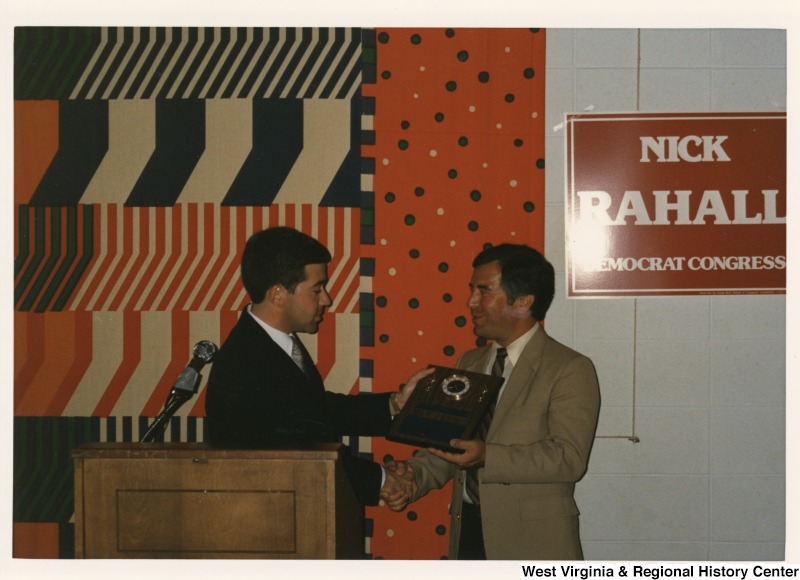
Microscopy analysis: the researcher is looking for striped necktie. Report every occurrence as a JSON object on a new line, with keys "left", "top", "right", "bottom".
{"left": 465, "top": 347, "right": 508, "bottom": 506}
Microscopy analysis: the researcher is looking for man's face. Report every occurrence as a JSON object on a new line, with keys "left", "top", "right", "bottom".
{"left": 467, "top": 261, "right": 531, "bottom": 346}
{"left": 283, "top": 263, "right": 332, "bottom": 334}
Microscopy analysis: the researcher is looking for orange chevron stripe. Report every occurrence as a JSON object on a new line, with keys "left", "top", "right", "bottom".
{"left": 15, "top": 208, "right": 53, "bottom": 308}
{"left": 93, "top": 205, "right": 134, "bottom": 310}
{"left": 107, "top": 207, "right": 149, "bottom": 311}
{"left": 219, "top": 207, "right": 251, "bottom": 312}
{"left": 156, "top": 204, "right": 198, "bottom": 311}
{"left": 175, "top": 203, "right": 215, "bottom": 310}
{"left": 140, "top": 206, "right": 183, "bottom": 311}
{"left": 141, "top": 311, "right": 191, "bottom": 416}
{"left": 13, "top": 312, "right": 43, "bottom": 409}
{"left": 14, "top": 101, "right": 59, "bottom": 206}
{"left": 188, "top": 204, "right": 232, "bottom": 311}
{"left": 44, "top": 312, "right": 93, "bottom": 415}
{"left": 70, "top": 204, "right": 112, "bottom": 311}
{"left": 129, "top": 206, "right": 167, "bottom": 311}
{"left": 92, "top": 311, "right": 141, "bottom": 416}
{"left": 15, "top": 313, "right": 84, "bottom": 416}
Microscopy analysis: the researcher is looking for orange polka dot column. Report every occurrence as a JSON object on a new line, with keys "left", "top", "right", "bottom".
{"left": 362, "top": 28, "right": 546, "bottom": 559}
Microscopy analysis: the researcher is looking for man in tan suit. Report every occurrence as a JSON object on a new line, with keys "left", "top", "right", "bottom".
{"left": 382, "top": 243, "right": 600, "bottom": 560}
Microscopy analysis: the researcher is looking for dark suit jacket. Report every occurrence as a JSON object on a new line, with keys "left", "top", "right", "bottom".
{"left": 205, "top": 310, "right": 393, "bottom": 505}
{"left": 408, "top": 325, "right": 601, "bottom": 559}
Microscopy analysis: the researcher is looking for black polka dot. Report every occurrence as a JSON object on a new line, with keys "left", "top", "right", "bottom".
{"left": 443, "top": 293, "right": 453, "bottom": 303}
{"left": 381, "top": 70, "right": 391, "bottom": 80}
{"left": 398, "top": 139, "right": 409, "bottom": 150}
{"left": 448, "top": 169, "right": 458, "bottom": 179}
{"left": 470, "top": 189, "right": 481, "bottom": 202}
{"left": 445, "top": 29, "right": 455, "bottom": 38}
{"left": 478, "top": 71, "right": 490, "bottom": 83}
{"left": 476, "top": 337, "right": 488, "bottom": 347}
{"left": 523, "top": 201, "right": 535, "bottom": 212}
{"left": 435, "top": 112, "right": 445, "bottom": 122}
{"left": 376, "top": 296, "right": 388, "bottom": 307}
{"left": 505, "top": 93, "right": 515, "bottom": 103}
{"left": 380, "top": 334, "right": 389, "bottom": 343}
{"left": 514, "top": 138, "right": 524, "bottom": 147}
{"left": 410, "top": 34, "right": 422, "bottom": 45}
{"left": 409, "top": 249, "right": 420, "bottom": 259}
{"left": 404, "top": 214, "right": 416, "bottom": 226}
{"left": 443, "top": 346, "right": 455, "bottom": 356}
{"left": 438, "top": 262, "right": 449, "bottom": 273}
{"left": 457, "top": 50, "right": 469, "bottom": 62}
{"left": 536, "top": 158, "right": 545, "bottom": 169}
{"left": 458, "top": 136, "right": 468, "bottom": 147}
{"left": 378, "top": 32, "right": 390, "bottom": 44}
{"left": 401, "top": 120, "right": 410, "bottom": 129}
{"left": 468, "top": 221, "right": 479, "bottom": 231}
{"left": 414, "top": 186, "right": 425, "bottom": 197}
{"left": 455, "top": 316, "right": 467, "bottom": 327}
{"left": 385, "top": 192, "right": 396, "bottom": 203}
{"left": 409, "top": 298, "right": 420, "bottom": 309}
{"left": 407, "top": 511, "right": 418, "bottom": 521}
{"left": 524, "top": 67, "right": 535, "bottom": 79}
{"left": 445, "top": 80, "right": 457, "bottom": 92}
{"left": 435, "top": 525, "right": 447, "bottom": 535}
{"left": 382, "top": 453, "right": 394, "bottom": 463}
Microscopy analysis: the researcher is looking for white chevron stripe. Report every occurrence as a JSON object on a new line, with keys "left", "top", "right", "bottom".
{"left": 296, "top": 28, "right": 333, "bottom": 98}
{"left": 330, "top": 43, "right": 361, "bottom": 100}
{"left": 85, "top": 204, "right": 126, "bottom": 311}
{"left": 121, "top": 207, "right": 159, "bottom": 310}
{"left": 165, "top": 205, "right": 207, "bottom": 311}
{"left": 96, "top": 208, "right": 141, "bottom": 311}
{"left": 263, "top": 27, "right": 302, "bottom": 97}
{"left": 82, "top": 100, "right": 155, "bottom": 204}
{"left": 197, "top": 207, "right": 238, "bottom": 311}
{"left": 100, "top": 28, "right": 140, "bottom": 100}
{"left": 150, "top": 27, "right": 191, "bottom": 97}
{"left": 231, "top": 28, "right": 271, "bottom": 98}
{"left": 118, "top": 27, "right": 158, "bottom": 98}
{"left": 182, "top": 28, "right": 218, "bottom": 98}
{"left": 167, "top": 28, "right": 208, "bottom": 99}
{"left": 279, "top": 28, "right": 316, "bottom": 99}
{"left": 272, "top": 99, "right": 351, "bottom": 205}
{"left": 215, "top": 28, "right": 252, "bottom": 97}
{"left": 199, "top": 28, "right": 237, "bottom": 99}
{"left": 62, "top": 311, "right": 124, "bottom": 415}
{"left": 312, "top": 28, "right": 351, "bottom": 99}
{"left": 133, "top": 28, "right": 174, "bottom": 99}
{"left": 69, "top": 27, "right": 110, "bottom": 100}
{"left": 178, "top": 99, "right": 252, "bottom": 203}
{"left": 154, "top": 207, "right": 190, "bottom": 310}
{"left": 110, "top": 311, "right": 173, "bottom": 417}
{"left": 133, "top": 207, "right": 175, "bottom": 311}
{"left": 324, "top": 314, "right": 359, "bottom": 395}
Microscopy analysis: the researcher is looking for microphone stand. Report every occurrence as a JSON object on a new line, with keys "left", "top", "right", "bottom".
{"left": 140, "top": 341, "right": 217, "bottom": 443}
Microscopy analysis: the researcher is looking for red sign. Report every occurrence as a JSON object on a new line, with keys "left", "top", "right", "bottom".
{"left": 565, "top": 112, "right": 786, "bottom": 297}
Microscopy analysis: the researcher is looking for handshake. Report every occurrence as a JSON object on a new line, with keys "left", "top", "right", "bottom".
{"left": 379, "top": 460, "right": 416, "bottom": 512}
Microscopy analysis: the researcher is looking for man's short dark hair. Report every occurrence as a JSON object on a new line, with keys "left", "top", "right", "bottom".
{"left": 473, "top": 243, "right": 555, "bottom": 321}
{"left": 241, "top": 227, "right": 332, "bottom": 303}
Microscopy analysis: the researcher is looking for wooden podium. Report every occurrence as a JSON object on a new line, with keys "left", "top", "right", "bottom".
{"left": 72, "top": 442, "right": 364, "bottom": 559}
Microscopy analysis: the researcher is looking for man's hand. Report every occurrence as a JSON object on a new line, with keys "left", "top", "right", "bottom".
{"left": 380, "top": 460, "right": 417, "bottom": 512}
{"left": 394, "top": 367, "right": 436, "bottom": 412}
{"left": 427, "top": 439, "right": 486, "bottom": 469}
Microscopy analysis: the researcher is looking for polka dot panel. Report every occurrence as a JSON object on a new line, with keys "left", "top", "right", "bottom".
{"left": 363, "top": 28, "right": 545, "bottom": 560}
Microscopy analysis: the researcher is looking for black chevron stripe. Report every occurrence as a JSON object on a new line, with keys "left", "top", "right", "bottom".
{"left": 223, "top": 99, "right": 303, "bottom": 206}
{"left": 29, "top": 100, "right": 108, "bottom": 206}
{"left": 126, "top": 99, "right": 205, "bottom": 206}
{"left": 234, "top": 27, "right": 280, "bottom": 98}
{"left": 320, "top": 28, "right": 360, "bottom": 98}
{"left": 220, "top": 27, "right": 266, "bottom": 99}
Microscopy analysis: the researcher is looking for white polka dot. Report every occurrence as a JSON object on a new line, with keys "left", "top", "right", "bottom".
{"left": 411, "top": 357, "right": 418, "bottom": 363}
{"left": 413, "top": 93, "right": 419, "bottom": 99}
{"left": 483, "top": 162, "right": 489, "bottom": 168}
{"left": 531, "top": 111, "right": 539, "bottom": 119}
{"left": 420, "top": 66, "right": 426, "bottom": 71}
{"left": 418, "top": 330, "right": 424, "bottom": 336}
{"left": 469, "top": 105, "right": 476, "bottom": 112}
{"left": 380, "top": 238, "right": 388, "bottom": 246}
{"left": 389, "top": 268, "right": 397, "bottom": 276}
{"left": 505, "top": 46, "right": 511, "bottom": 53}
{"left": 450, "top": 240, "right": 456, "bottom": 247}
{"left": 496, "top": 123, "right": 503, "bottom": 129}
{"left": 510, "top": 180, "right": 518, "bottom": 187}
{"left": 430, "top": 150, "right": 437, "bottom": 157}
{"left": 386, "top": 529, "right": 395, "bottom": 538}
{"left": 437, "top": 208, "right": 445, "bottom": 215}
{"left": 382, "top": 158, "right": 389, "bottom": 166}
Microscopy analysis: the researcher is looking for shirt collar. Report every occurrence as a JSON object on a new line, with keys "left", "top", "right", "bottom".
{"left": 493, "top": 323, "right": 538, "bottom": 368}
{"left": 247, "top": 304, "right": 294, "bottom": 358}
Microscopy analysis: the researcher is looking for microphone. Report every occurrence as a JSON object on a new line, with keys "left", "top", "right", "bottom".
{"left": 171, "top": 340, "right": 218, "bottom": 395}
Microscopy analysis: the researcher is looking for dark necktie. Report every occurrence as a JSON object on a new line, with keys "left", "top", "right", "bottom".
{"left": 465, "top": 347, "right": 508, "bottom": 506}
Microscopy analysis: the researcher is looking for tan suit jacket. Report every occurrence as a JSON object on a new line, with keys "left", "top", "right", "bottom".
{"left": 407, "top": 324, "right": 600, "bottom": 560}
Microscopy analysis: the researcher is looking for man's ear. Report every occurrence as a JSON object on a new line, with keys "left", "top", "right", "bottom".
{"left": 266, "top": 285, "right": 285, "bottom": 306}
{"left": 514, "top": 294, "right": 534, "bottom": 314}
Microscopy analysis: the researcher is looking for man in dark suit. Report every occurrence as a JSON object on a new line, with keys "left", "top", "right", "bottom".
{"left": 382, "top": 243, "right": 601, "bottom": 560}
{"left": 205, "top": 226, "right": 427, "bottom": 506}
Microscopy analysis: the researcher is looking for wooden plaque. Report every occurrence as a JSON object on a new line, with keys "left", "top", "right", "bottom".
{"left": 387, "top": 365, "right": 504, "bottom": 453}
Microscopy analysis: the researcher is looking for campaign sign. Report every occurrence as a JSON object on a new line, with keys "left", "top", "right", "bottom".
{"left": 565, "top": 112, "right": 786, "bottom": 297}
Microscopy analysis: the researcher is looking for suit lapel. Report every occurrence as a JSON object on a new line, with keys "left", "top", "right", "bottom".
{"left": 487, "top": 326, "right": 547, "bottom": 437}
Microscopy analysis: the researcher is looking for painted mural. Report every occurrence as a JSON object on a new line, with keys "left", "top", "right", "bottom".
{"left": 12, "top": 26, "right": 545, "bottom": 559}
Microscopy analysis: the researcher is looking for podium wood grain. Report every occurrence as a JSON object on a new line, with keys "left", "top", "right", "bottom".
{"left": 72, "top": 443, "right": 363, "bottom": 559}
